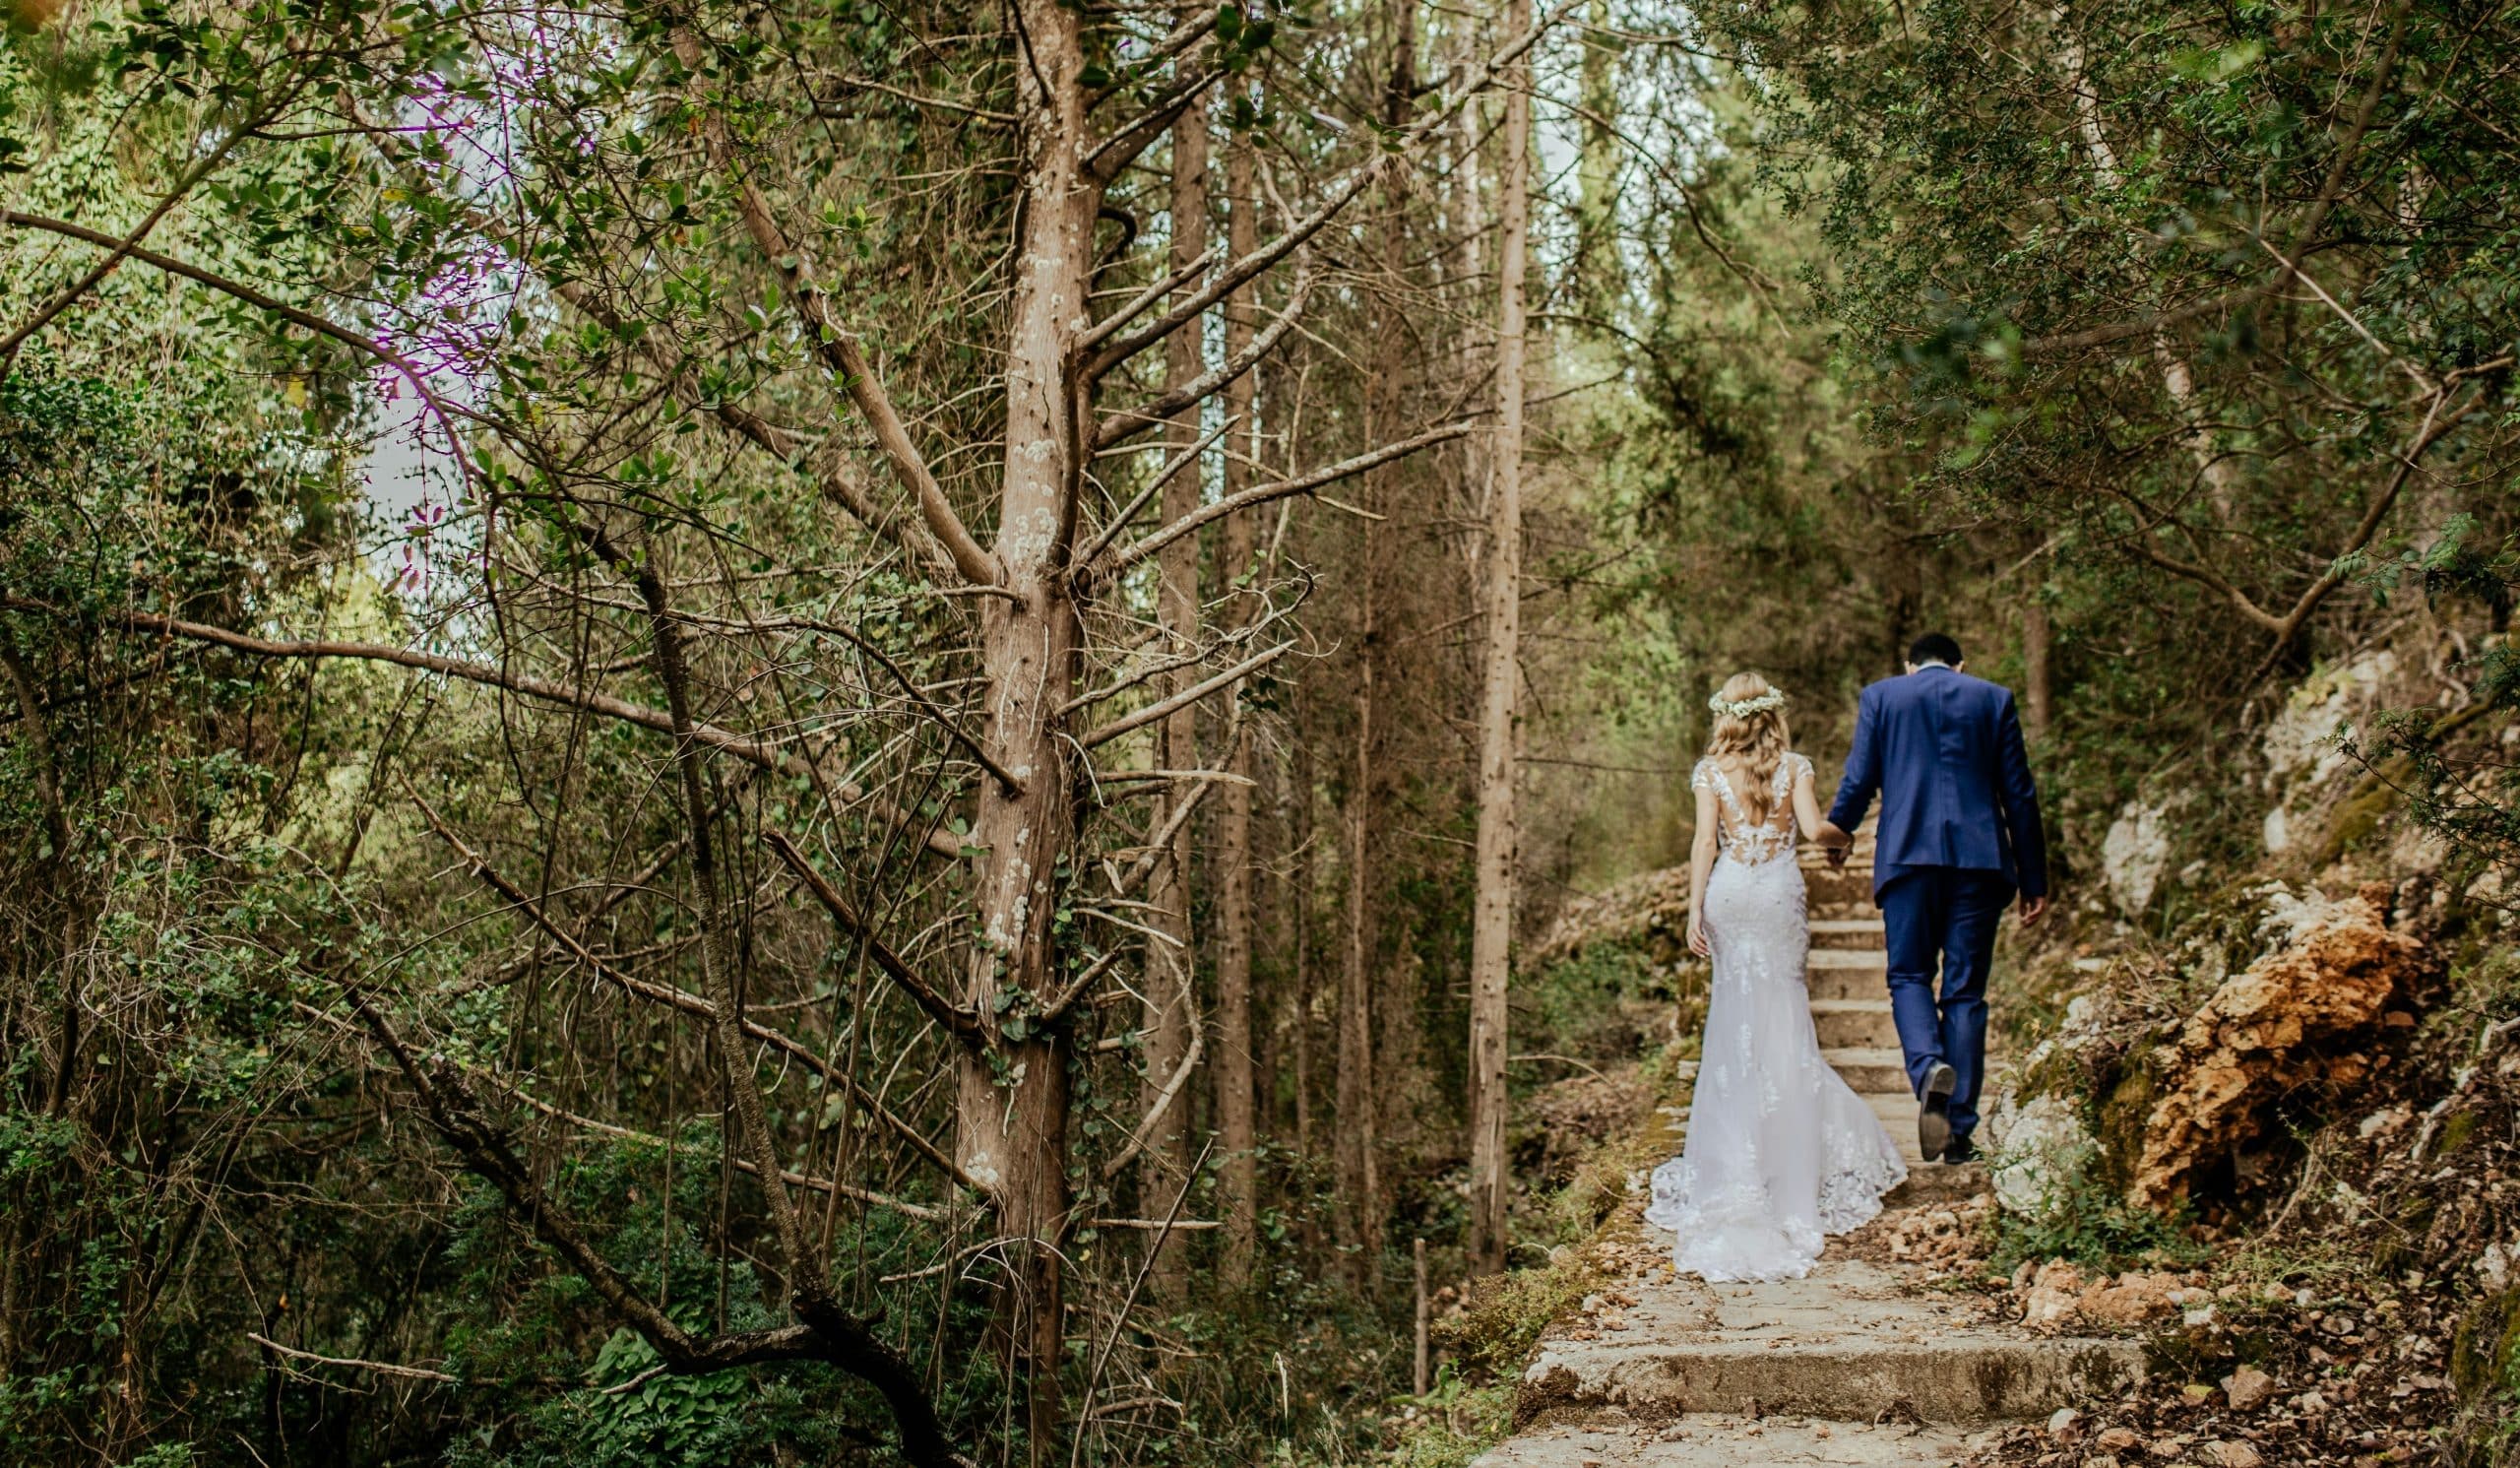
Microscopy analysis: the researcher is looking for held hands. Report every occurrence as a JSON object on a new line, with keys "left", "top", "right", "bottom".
{"left": 1817, "top": 820, "right": 1854, "bottom": 870}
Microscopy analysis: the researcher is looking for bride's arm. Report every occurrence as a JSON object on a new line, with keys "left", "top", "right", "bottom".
{"left": 1792, "top": 757, "right": 1836, "bottom": 842}
{"left": 1686, "top": 781, "right": 1720, "bottom": 956}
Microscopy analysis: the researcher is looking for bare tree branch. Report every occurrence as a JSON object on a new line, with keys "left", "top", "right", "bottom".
{"left": 1092, "top": 423, "right": 1471, "bottom": 579}
{"left": 1, "top": 594, "right": 966, "bottom": 859}
{"left": 400, "top": 783, "right": 987, "bottom": 1194}
{"left": 1092, "top": 266, "right": 1312, "bottom": 448}
{"left": 764, "top": 830, "right": 986, "bottom": 1047}
{"left": 1084, "top": 64, "right": 1225, "bottom": 184}
{"left": 1072, "top": 416, "right": 1234, "bottom": 569}
{"left": 1078, "top": 6, "right": 1563, "bottom": 376}
{"left": 669, "top": 29, "right": 1000, "bottom": 588}
{"left": 1080, "top": 641, "right": 1292, "bottom": 749}
{"left": 245, "top": 1334, "right": 458, "bottom": 1384}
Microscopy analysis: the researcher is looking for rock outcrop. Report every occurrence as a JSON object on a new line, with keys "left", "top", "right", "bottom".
{"left": 2130, "top": 885, "right": 2425, "bottom": 1208}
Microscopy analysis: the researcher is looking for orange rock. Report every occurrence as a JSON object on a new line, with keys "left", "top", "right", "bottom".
{"left": 2131, "top": 891, "right": 2423, "bottom": 1208}
{"left": 2079, "top": 1271, "right": 2182, "bottom": 1326}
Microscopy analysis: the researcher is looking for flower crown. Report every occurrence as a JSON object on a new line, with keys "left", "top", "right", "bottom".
{"left": 1709, "top": 688, "right": 1787, "bottom": 719}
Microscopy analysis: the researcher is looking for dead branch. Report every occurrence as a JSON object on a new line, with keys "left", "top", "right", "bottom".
{"left": 1, "top": 593, "right": 963, "bottom": 859}
{"left": 1093, "top": 423, "right": 1471, "bottom": 579}
{"left": 670, "top": 29, "right": 1000, "bottom": 589}
{"left": 401, "top": 785, "right": 985, "bottom": 1195}
{"left": 1072, "top": 416, "right": 1234, "bottom": 569}
{"left": 763, "top": 830, "right": 987, "bottom": 1047}
{"left": 1084, "top": 63, "right": 1226, "bottom": 184}
{"left": 1092, "top": 265, "right": 1313, "bottom": 447}
{"left": 245, "top": 1333, "right": 458, "bottom": 1384}
{"left": 1080, "top": 641, "right": 1292, "bottom": 749}
{"left": 1079, "top": 7, "right": 1561, "bottom": 376}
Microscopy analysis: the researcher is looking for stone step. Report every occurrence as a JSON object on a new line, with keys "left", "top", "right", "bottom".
{"left": 1474, "top": 1413, "right": 1972, "bottom": 1467}
{"left": 1807, "top": 947, "right": 1886, "bottom": 970}
{"left": 1822, "top": 1047, "right": 1909, "bottom": 1094}
{"left": 1806, "top": 951, "right": 1886, "bottom": 1001}
{"left": 1517, "top": 1260, "right": 2144, "bottom": 1427}
{"left": 1803, "top": 870, "right": 1875, "bottom": 908}
{"left": 1658, "top": 1088, "right": 1988, "bottom": 1202}
{"left": 1808, "top": 918, "right": 1885, "bottom": 949}
{"left": 1809, "top": 997, "right": 1899, "bottom": 1050}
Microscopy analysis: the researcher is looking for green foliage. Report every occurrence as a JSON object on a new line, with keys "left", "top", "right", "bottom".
{"left": 446, "top": 1333, "right": 850, "bottom": 1468}
{"left": 1519, "top": 940, "right": 1678, "bottom": 1068}
{"left": 1363, "top": 1374, "right": 1515, "bottom": 1468}
{"left": 1434, "top": 1247, "right": 1598, "bottom": 1386}
{"left": 2339, "top": 531, "right": 2520, "bottom": 875}
{"left": 1988, "top": 1147, "right": 2205, "bottom": 1276}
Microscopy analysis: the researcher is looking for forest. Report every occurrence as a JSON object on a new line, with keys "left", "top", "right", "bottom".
{"left": 0, "top": 0, "right": 2513, "bottom": 1465}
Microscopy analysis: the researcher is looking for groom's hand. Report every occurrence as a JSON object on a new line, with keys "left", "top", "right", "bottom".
{"left": 2019, "top": 894, "right": 2048, "bottom": 926}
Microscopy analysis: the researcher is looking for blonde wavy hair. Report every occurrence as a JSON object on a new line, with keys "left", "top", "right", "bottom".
{"left": 1705, "top": 672, "right": 1792, "bottom": 824}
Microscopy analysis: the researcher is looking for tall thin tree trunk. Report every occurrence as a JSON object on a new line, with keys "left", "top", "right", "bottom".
{"left": 1141, "top": 87, "right": 1210, "bottom": 1300}
{"left": 959, "top": 0, "right": 1094, "bottom": 1448}
{"left": 1335, "top": 0, "right": 1418, "bottom": 1277}
{"left": 1212, "top": 121, "right": 1262, "bottom": 1286}
{"left": 1289, "top": 738, "right": 1316, "bottom": 1167}
{"left": 1574, "top": 0, "right": 1619, "bottom": 314}
{"left": 1335, "top": 583, "right": 1382, "bottom": 1266}
{"left": 2023, "top": 587, "right": 2053, "bottom": 740}
{"left": 1451, "top": 12, "right": 1488, "bottom": 553}
{"left": 1465, "top": 0, "right": 1529, "bottom": 1277}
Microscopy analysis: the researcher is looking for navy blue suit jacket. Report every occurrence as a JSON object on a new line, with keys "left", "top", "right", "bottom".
{"left": 1827, "top": 666, "right": 2048, "bottom": 901}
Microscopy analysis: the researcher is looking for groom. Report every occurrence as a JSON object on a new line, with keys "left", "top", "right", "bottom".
{"left": 1820, "top": 633, "right": 2048, "bottom": 1165}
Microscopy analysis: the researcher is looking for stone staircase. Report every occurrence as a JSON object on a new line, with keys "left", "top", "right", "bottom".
{"left": 1472, "top": 827, "right": 2143, "bottom": 1467}
{"left": 1802, "top": 839, "right": 1980, "bottom": 1203}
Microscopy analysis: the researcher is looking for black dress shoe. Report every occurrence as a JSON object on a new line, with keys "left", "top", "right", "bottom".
{"left": 1918, "top": 1060, "right": 1957, "bottom": 1163}
{"left": 1941, "top": 1136, "right": 1979, "bottom": 1165}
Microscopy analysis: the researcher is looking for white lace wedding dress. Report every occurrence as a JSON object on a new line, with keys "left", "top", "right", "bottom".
{"left": 1644, "top": 752, "right": 1908, "bottom": 1282}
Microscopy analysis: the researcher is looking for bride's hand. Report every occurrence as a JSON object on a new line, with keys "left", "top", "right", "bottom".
{"left": 1687, "top": 917, "right": 1712, "bottom": 958}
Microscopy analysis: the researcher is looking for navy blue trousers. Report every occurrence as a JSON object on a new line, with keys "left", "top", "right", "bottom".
{"left": 1878, "top": 867, "right": 2012, "bottom": 1141}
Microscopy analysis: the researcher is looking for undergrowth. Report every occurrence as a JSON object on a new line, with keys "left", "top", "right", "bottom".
{"left": 1989, "top": 1162, "right": 2206, "bottom": 1274}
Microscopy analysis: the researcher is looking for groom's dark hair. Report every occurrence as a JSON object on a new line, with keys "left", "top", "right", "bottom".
{"left": 1908, "top": 632, "right": 1964, "bottom": 667}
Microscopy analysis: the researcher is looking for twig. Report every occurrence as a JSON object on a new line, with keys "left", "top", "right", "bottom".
{"left": 1080, "top": 641, "right": 1292, "bottom": 749}
{"left": 764, "top": 830, "right": 987, "bottom": 1047}
{"left": 246, "top": 1334, "right": 458, "bottom": 1384}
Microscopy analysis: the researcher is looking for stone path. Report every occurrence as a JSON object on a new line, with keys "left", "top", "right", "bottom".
{"left": 1475, "top": 832, "right": 2144, "bottom": 1468}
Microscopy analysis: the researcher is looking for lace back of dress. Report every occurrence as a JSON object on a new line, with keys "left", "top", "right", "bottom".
{"left": 1697, "top": 754, "right": 1802, "bottom": 867}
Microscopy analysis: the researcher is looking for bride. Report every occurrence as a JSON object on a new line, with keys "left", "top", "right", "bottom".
{"left": 1644, "top": 672, "right": 1907, "bottom": 1282}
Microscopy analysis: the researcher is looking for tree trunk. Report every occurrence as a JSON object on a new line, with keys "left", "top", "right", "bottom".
{"left": 1334, "top": 0, "right": 1421, "bottom": 1281}
{"left": 1573, "top": 0, "right": 1619, "bottom": 315}
{"left": 1140, "top": 85, "right": 1210, "bottom": 1302}
{"left": 959, "top": 0, "right": 1095, "bottom": 1448}
{"left": 1335, "top": 588, "right": 1382, "bottom": 1266}
{"left": 2023, "top": 589, "right": 2053, "bottom": 740}
{"left": 1465, "top": 0, "right": 1529, "bottom": 1278}
{"left": 1211, "top": 121, "right": 1262, "bottom": 1287}
{"left": 1289, "top": 738, "right": 1316, "bottom": 1168}
{"left": 1450, "top": 11, "right": 1488, "bottom": 556}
